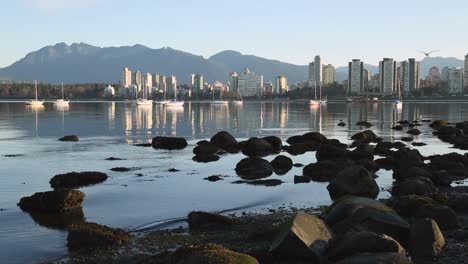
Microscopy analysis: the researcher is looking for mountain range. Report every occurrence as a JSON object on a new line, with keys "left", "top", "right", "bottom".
{"left": 0, "top": 43, "right": 464, "bottom": 84}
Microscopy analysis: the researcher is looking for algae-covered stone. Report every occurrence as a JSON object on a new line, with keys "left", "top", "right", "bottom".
{"left": 270, "top": 212, "right": 333, "bottom": 261}
{"left": 67, "top": 222, "right": 131, "bottom": 249}
{"left": 409, "top": 218, "right": 445, "bottom": 260}
{"left": 18, "top": 190, "right": 85, "bottom": 213}
{"left": 161, "top": 244, "right": 259, "bottom": 264}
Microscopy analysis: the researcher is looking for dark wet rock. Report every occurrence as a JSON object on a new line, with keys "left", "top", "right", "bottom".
{"left": 393, "top": 141, "right": 406, "bottom": 149}
{"left": 210, "top": 131, "right": 240, "bottom": 153}
{"left": 437, "top": 152, "right": 468, "bottom": 167}
{"left": 398, "top": 120, "right": 411, "bottom": 125}
{"left": 327, "top": 166, "right": 379, "bottom": 200}
{"left": 392, "top": 148, "right": 424, "bottom": 170}
{"left": 356, "top": 121, "right": 373, "bottom": 127}
{"left": 430, "top": 120, "right": 448, "bottom": 130}
{"left": 270, "top": 155, "right": 293, "bottom": 175}
{"left": 232, "top": 179, "right": 283, "bottom": 187}
{"left": 303, "top": 160, "right": 353, "bottom": 182}
{"left": 375, "top": 157, "right": 395, "bottom": 170}
{"left": 193, "top": 142, "right": 218, "bottom": 156}
{"left": 328, "top": 231, "right": 405, "bottom": 261}
{"left": 415, "top": 204, "right": 458, "bottom": 230}
{"left": 351, "top": 130, "right": 377, "bottom": 143}
{"left": 409, "top": 218, "right": 445, "bottom": 261}
{"left": 400, "top": 136, "right": 413, "bottom": 142}
{"left": 388, "top": 195, "right": 436, "bottom": 217}
{"left": 293, "top": 163, "right": 304, "bottom": 167}
{"left": 325, "top": 197, "right": 410, "bottom": 246}
{"left": 453, "top": 135, "right": 468, "bottom": 150}
{"left": 286, "top": 132, "right": 327, "bottom": 145}
{"left": 411, "top": 142, "right": 427, "bottom": 147}
{"left": 187, "top": 211, "right": 232, "bottom": 230}
{"left": 338, "top": 122, "right": 346, "bottom": 127}
{"left": 262, "top": 136, "right": 282, "bottom": 153}
{"left": 168, "top": 168, "right": 180, "bottom": 172}
{"left": 26, "top": 208, "right": 85, "bottom": 230}
{"left": 294, "top": 175, "right": 311, "bottom": 184}
{"left": 406, "top": 128, "right": 421, "bottom": 135}
{"left": 355, "top": 160, "right": 380, "bottom": 174}
{"left": 448, "top": 193, "right": 468, "bottom": 213}
{"left": 192, "top": 154, "right": 220, "bottom": 163}
{"left": 394, "top": 166, "right": 432, "bottom": 181}
{"left": 327, "top": 139, "right": 349, "bottom": 149}
{"left": 241, "top": 137, "right": 274, "bottom": 157}
{"left": 50, "top": 171, "right": 108, "bottom": 189}
{"left": 334, "top": 252, "right": 411, "bottom": 264}
{"left": 392, "top": 177, "right": 436, "bottom": 196}
{"left": 152, "top": 136, "right": 188, "bottom": 150}
{"left": 67, "top": 222, "right": 131, "bottom": 250}
{"left": 18, "top": 190, "right": 85, "bottom": 213}
{"left": 110, "top": 167, "right": 141, "bottom": 172}
{"left": 284, "top": 142, "right": 320, "bottom": 155}
{"left": 270, "top": 213, "right": 333, "bottom": 261}
{"left": 3, "top": 154, "right": 25, "bottom": 157}
{"left": 58, "top": 135, "right": 79, "bottom": 142}
{"left": 392, "top": 125, "right": 404, "bottom": 131}
{"left": 105, "top": 157, "right": 126, "bottom": 161}
{"left": 375, "top": 142, "right": 394, "bottom": 156}
{"left": 156, "top": 244, "right": 259, "bottom": 264}
{"left": 235, "top": 157, "right": 273, "bottom": 180}
{"left": 134, "top": 143, "right": 152, "bottom": 147}
{"left": 348, "top": 144, "right": 374, "bottom": 161}
{"left": 204, "top": 175, "right": 224, "bottom": 182}
{"left": 316, "top": 143, "right": 348, "bottom": 162}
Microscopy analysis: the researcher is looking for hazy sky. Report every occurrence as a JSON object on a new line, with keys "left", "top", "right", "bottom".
{"left": 1, "top": 0, "right": 467, "bottom": 68}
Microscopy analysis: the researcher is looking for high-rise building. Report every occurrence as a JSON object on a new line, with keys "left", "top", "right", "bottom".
{"left": 400, "top": 58, "right": 421, "bottom": 94}
{"left": 158, "top": 75, "right": 167, "bottom": 94}
{"left": 363, "top": 69, "right": 371, "bottom": 90}
{"left": 379, "top": 58, "right": 397, "bottom": 93}
{"left": 263, "top": 81, "right": 274, "bottom": 96}
{"left": 190, "top": 74, "right": 196, "bottom": 87}
{"left": 275, "top": 76, "right": 288, "bottom": 94}
{"left": 193, "top": 74, "right": 204, "bottom": 98}
{"left": 133, "top": 70, "right": 142, "bottom": 91}
{"left": 448, "top": 68, "right": 464, "bottom": 94}
{"left": 167, "top": 75, "right": 177, "bottom": 96}
{"left": 464, "top": 54, "right": 468, "bottom": 88}
{"left": 236, "top": 68, "right": 263, "bottom": 97}
{"left": 122, "top": 67, "right": 132, "bottom": 88}
{"left": 348, "top": 59, "right": 364, "bottom": 94}
{"left": 441, "top": 67, "right": 450, "bottom": 81}
{"left": 145, "top": 73, "right": 153, "bottom": 96}
{"left": 322, "top": 64, "right": 336, "bottom": 85}
{"left": 308, "top": 55, "right": 323, "bottom": 85}
{"left": 428, "top": 66, "right": 441, "bottom": 82}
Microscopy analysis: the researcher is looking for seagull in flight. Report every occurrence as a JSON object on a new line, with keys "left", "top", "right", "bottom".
{"left": 418, "top": 50, "right": 440, "bottom": 57}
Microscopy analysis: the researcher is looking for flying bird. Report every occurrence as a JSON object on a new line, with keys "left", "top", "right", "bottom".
{"left": 418, "top": 50, "right": 440, "bottom": 57}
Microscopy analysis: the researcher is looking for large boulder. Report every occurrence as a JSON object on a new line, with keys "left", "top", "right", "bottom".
{"left": 327, "top": 166, "right": 379, "bottom": 200}
{"left": 327, "top": 231, "right": 405, "bottom": 261}
{"left": 18, "top": 190, "right": 85, "bottom": 213}
{"left": 415, "top": 204, "right": 458, "bottom": 230}
{"left": 409, "top": 218, "right": 445, "bottom": 261}
{"left": 286, "top": 132, "right": 327, "bottom": 145}
{"left": 192, "top": 155, "right": 220, "bottom": 163}
{"left": 270, "top": 155, "right": 293, "bottom": 175}
{"left": 303, "top": 160, "right": 353, "bottom": 182}
{"left": 49, "top": 171, "right": 108, "bottom": 189}
{"left": 235, "top": 158, "right": 273, "bottom": 180}
{"left": 187, "top": 211, "right": 232, "bottom": 230}
{"left": 210, "top": 131, "right": 240, "bottom": 153}
{"left": 406, "top": 128, "right": 422, "bottom": 135}
{"left": 270, "top": 213, "right": 333, "bottom": 261}
{"left": 389, "top": 195, "right": 436, "bottom": 217}
{"left": 391, "top": 177, "right": 436, "bottom": 196}
{"left": 58, "top": 135, "right": 79, "bottom": 142}
{"left": 241, "top": 137, "right": 274, "bottom": 157}
{"left": 193, "top": 141, "right": 218, "bottom": 156}
{"left": 348, "top": 144, "right": 374, "bottom": 161}
{"left": 152, "top": 136, "right": 188, "bottom": 150}
{"left": 67, "top": 222, "right": 131, "bottom": 249}
{"left": 284, "top": 142, "right": 320, "bottom": 155}
{"left": 448, "top": 193, "right": 468, "bottom": 213}
{"left": 334, "top": 252, "right": 411, "bottom": 264}
{"left": 325, "top": 197, "right": 410, "bottom": 246}
{"left": 262, "top": 136, "right": 282, "bottom": 153}
{"left": 316, "top": 143, "right": 348, "bottom": 162}
{"left": 392, "top": 148, "right": 424, "bottom": 170}
{"left": 430, "top": 120, "right": 448, "bottom": 130}
{"left": 157, "top": 244, "right": 259, "bottom": 264}
{"left": 350, "top": 130, "right": 378, "bottom": 143}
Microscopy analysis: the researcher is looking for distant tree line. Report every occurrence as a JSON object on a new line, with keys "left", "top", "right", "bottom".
{"left": 0, "top": 82, "right": 117, "bottom": 99}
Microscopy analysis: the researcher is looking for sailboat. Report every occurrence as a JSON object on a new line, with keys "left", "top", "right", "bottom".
{"left": 154, "top": 87, "right": 170, "bottom": 105}
{"left": 54, "top": 83, "right": 69, "bottom": 106}
{"left": 26, "top": 80, "right": 45, "bottom": 106}
{"left": 211, "top": 89, "right": 228, "bottom": 105}
{"left": 136, "top": 77, "right": 153, "bottom": 106}
{"left": 309, "top": 81, "right": 320, "bottom": 106}
{"left": 165, "top": 86, "right": 184, "bottom": 107}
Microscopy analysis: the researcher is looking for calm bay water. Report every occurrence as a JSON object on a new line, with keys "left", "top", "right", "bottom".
{"left": 0, "top": 101, "right": 467, "bottom": 264}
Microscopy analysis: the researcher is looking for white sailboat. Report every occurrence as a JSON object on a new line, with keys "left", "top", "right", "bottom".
{"left": 26, "top": 80, "right": 45, "bottom": 106}
{"left": 54, "top": 83, "right": 69, "bottom": 106}
{"left": 309, "top": 81, "right": 320, "bottom": 106}
{"left": 136, "top": 77, "right": 153, "bottom": 106}
{"left": 154, "top": 87, "right": 170, "bottom": 105}
{"left": 165, "top": 86, "right": 184, "bottom": 107}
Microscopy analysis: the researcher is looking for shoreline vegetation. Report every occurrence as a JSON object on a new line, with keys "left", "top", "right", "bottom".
{"left": 13, "top": 121, "right": 468, "bottom": 263}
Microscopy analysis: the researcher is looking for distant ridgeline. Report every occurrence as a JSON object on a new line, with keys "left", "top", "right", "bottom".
{"left": 0, "top": 82, "right": 112, "bottom": 99}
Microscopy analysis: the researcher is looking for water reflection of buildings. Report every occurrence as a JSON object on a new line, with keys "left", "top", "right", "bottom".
{"left": 106, "top": 102, "right": 115, "bottom": 129}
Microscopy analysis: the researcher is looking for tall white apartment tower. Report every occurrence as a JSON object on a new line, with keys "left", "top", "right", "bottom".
{"left": 400, "top": 58, "right": 421, "bottom": 94}
{"left": 379, "top": 58, "right": 397, "bottom": 94}
{"left": 122, "top": 67, "right": 132, "bottom": 88}
{"left": 464, "top": 53, "right": 468, "bottom": 89}
{"left": 348, "top": 59, "right": 364, "bottom": 94}
{"left": 309, "top": 55, "right": 323, "bottom": 85}
{"left": 322, "top": 64, "right": 336, "bottom": 85}
{"left": 448, "top": 68, "right": 464, "bottom": 94}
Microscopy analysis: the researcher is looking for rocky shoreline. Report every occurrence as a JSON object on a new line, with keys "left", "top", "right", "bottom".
{"left": 14, "top": 120, "right": 468, "bottom": 263}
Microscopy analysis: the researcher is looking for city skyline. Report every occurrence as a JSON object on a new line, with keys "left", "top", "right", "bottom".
{"left": 1, "top": 0, "right": 468, "bottom": 68}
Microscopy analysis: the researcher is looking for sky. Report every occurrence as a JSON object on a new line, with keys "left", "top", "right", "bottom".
{"left": 1, "top": 0, "right": 467, "bottom": 68}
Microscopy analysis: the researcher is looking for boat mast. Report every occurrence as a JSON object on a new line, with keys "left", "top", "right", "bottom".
{"left": 61, "top": 83, "right": 64, "bottom": 99}
{"left": 35, "top": 80, "right": 38, "bottom": 100}
{"left": 314, "top": 81, "right": 317, "bottom": 100}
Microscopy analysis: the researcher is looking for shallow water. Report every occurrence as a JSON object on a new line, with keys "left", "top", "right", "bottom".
{"left": 0, "top": 101, "right": 467, "bottom": 264}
